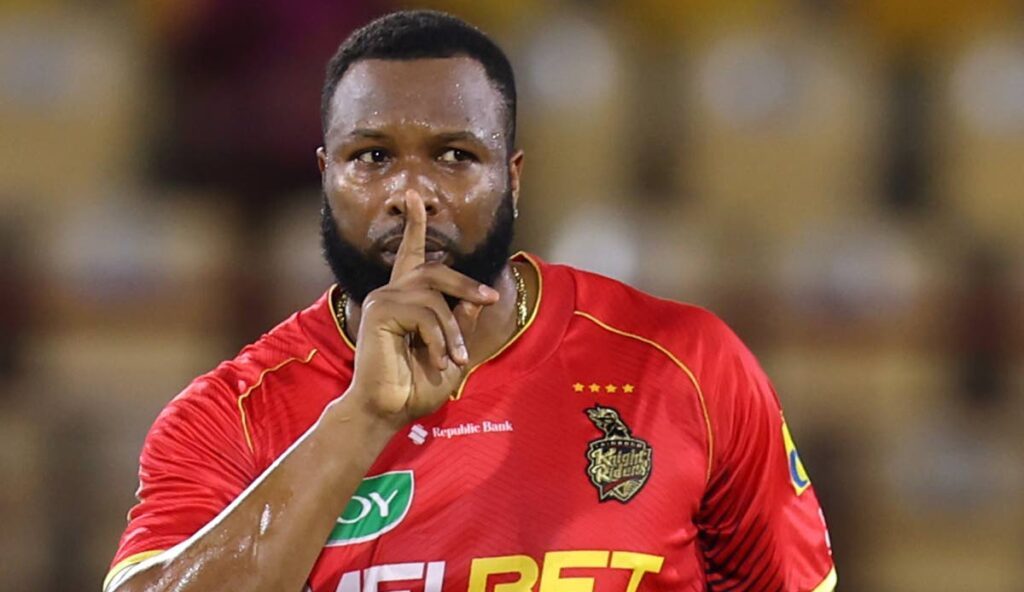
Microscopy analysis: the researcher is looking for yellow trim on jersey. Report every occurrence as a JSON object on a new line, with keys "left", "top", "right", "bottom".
{"left": 572, "top": 310, "right": 715, "bottom": 485}
{"left": 236, "top": 348, "right": 319, "bottom": 454}
{"left": 103, "top": 549, "right": 166, "bottom": 591}
{"left": 811, "top": 566, "right": 837, "bottom": 592}
{"left": 452, "top": 252, "right": 543, "bottom": 400}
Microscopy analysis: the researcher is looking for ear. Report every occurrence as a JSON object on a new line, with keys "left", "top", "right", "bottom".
{"left": 508, "top": 149, "right": 525, "bottom": 208}
{"left": 316, "top": 146, "right": 328, "bottom": 175}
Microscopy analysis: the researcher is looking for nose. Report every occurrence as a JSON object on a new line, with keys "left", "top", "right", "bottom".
{"left": 383, "top": 172, "right": 441, "bottom": 217}
{"left": 385, "top": 193, "right": 438, "bottom": 217}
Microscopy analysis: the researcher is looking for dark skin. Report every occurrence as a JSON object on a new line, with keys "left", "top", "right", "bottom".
{"left": 109, "top": 57, "right": 535, "bottom": 592}
{"left": 318, "top": 57, "right": 532, "bottom": 411}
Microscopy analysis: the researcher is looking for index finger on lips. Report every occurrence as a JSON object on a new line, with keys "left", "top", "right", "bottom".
{"left": 390, "top": 189, "right": 427, "bottom": 282}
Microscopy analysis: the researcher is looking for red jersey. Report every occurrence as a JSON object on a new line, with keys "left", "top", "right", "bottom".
{"left": 106, "top": 253, "right": 836, "bottom": 592}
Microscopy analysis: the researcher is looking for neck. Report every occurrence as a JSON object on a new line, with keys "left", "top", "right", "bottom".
{"left": 340, "top": 259, "right": 537, "bottom": 367}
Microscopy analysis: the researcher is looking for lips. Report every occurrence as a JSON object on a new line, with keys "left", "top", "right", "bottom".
{"left": 378, "top": 233, "right": 451, "bottom": 267}
{"left": 378, "top": 229, "right": 450, "bottom": 259}
{"left": 378, "top": 233, "right": 449, "bottom": 256}
{"left": 380, "top": 249, "right": 450, "bottom": 265}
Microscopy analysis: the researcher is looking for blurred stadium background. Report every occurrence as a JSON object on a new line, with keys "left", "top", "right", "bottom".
{"left": 1, "top": 0, "right": 1022, "bottom": 590}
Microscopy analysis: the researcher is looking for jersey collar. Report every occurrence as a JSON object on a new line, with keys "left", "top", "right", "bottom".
{"left": 301, "top": 251, "right": 575, "bottom": 394}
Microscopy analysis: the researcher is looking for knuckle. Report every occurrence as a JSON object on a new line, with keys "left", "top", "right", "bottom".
{"left": 362, "top": 288, "right": 395, "bottom": 309}
{"left": 361, "top": 294, "right": 381, "bottom": 312}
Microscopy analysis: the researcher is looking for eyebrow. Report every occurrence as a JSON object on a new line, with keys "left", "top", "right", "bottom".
{"left": 343, "top": 128, "right": 490, "bottom": 146}
{"left": 435, "top": 131, "right": 487, "bottom": 145}
{"left": 347, "top": 128, "right": 391, "bottom": 140}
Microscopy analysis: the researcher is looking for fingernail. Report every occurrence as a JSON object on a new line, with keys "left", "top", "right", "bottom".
{"left": 458, "top": 343, "right": 469, "bottom": 362}
{"left": 479, "top": 285, "right": 499, "bottom": 299}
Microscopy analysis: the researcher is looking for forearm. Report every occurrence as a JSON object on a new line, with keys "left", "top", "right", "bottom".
{"left": 110, "top": 389, "right": 396, "bottom": 592}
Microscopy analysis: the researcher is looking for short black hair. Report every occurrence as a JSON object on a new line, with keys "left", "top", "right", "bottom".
{"left": 321, "top": 10, "right": 517, "bottom": 151}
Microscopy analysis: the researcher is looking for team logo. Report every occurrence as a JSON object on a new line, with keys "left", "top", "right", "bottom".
{"left": 584, "top": 405, "right": 653, "bottom": 503}
{"left": 326, "top": 470, "right": 414, "bottom": 546}
{"left": 782, "top": 421, "right": 811, "bottom": 495}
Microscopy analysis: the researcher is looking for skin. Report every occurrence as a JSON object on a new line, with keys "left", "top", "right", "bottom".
{"left": 319, "top": 58, "right": 530, "bottom": 369}
{"left": 111, "top": 57, "right": 535, "bottom": 591}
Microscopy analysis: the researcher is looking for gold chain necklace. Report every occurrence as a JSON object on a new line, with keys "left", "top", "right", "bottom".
{"left": 334, "top": 263, "right": 528, "bottom": 337}
{"left": 510, "top": 264, "right": 528, "bottom": 329}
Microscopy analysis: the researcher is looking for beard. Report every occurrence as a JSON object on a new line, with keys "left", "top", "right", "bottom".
{"left": 321, "top": 189, "right": 515, "bottom": 304}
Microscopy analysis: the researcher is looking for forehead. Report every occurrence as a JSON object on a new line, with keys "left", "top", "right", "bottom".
{"left": 326, "top": 57, "right": 505, "bottom": 142}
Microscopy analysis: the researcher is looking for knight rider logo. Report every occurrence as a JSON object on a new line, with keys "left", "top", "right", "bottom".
{"left": 584, "top": 405, "right": 653, "bottom": 503}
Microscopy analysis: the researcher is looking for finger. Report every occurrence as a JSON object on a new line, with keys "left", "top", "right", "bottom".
{"left": 454, "top": 300, "right": 482, "bottom": 336}
{"left": 411, "top": 345, "right": 446, "bottom": 389}
{"left": 409, "top": 307, "right": 451, "bottom": 371}
{"left": 382, "top": 290, "right": 470, "bottom": 366}
{"left": 390, "top": 262, "right": 500, "bottom": 306}
{"left": 390, "top": 189, "right": 427, "bottom": 281}
{"left": 377, "top": 301, "right": 450, "bottom": 371}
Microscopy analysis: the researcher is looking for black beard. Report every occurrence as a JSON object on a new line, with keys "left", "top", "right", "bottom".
{"left": 321, "top": 191, "right": 515, "bottom": 305}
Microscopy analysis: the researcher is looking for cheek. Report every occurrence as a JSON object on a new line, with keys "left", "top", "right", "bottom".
{"left": 451, "top": 169, "right": 506, "bottom": 243}
{"left": 325, "top": 171, "right": 379, "bottom": 243}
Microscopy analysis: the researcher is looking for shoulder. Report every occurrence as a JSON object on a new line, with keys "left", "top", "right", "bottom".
{"left": 160, "top": 307, "right": 321, "bottom": 424}
{"left": 561, "top": 263, "right": 737, "bottom": 354}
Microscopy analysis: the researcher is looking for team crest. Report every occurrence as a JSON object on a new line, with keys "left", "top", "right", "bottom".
{"left": 584, "top": 405, "right": 653, "bottom": 503}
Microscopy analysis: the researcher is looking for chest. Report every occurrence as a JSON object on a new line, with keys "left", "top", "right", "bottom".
{"left": 304, "top": 350, "right": 710, "bottom": 592}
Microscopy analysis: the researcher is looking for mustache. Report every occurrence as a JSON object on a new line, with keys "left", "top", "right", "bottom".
{"left": 321, "top": 189, "right": 515, "bottom": 304}
{"left": 371, "top": 225, "right": 456, "bottom": 253}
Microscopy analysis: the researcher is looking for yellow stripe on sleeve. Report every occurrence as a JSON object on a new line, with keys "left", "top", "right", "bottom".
{"left": 102, "top": 550, "right": 165, "bottom": 591}
{"left": 811, "top": 566, "right": 838, "bottom": 592}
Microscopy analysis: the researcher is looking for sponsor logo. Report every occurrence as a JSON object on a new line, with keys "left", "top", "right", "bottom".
{"left": 433, "top": 420, "right": 513, "bottom": 439}
{"left": 326, "top": 471, "right": 413, "bottom": 546}
{"left": 331, "top": 550, "right": 664, "bottom": 592}
{"left": 407, "top": 420, "right": 515, "bottom": 445}
{"left": 783, "top": 421, "right": 811, "bottom": 495}
{"left": 334, "top": 561, "right": 445, "bottom": 592}
{"left": 584, "top": 405, "right": 653, "bottom": 503}
{"left": 408, "top": 424, "right": 428, "bottom": 445}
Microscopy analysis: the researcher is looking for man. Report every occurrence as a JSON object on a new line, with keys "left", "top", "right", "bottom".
{"left": 105, "top": 10, "right": 836, "bottom": 592}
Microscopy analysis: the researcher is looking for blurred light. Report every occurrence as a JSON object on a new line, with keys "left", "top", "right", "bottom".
{"left": 548, "top": 204, "right": 640, "bottom": 284}
{"left": 697, "top": 33, "right": 801, "bottom": 128}
{"left": 49, "top": 193, "right": 166, "bottom": 301}
{"left": 779, "top": 217, "right": 925, "bottom": 319}
{"left": 951, "top": 36, "right": 1024, "bottom": 135}
{"left": 522, "top": 13, "right": 619, "bottom": 110}
{"left": 0, "top": 14, "right": 128, "bottom": 113}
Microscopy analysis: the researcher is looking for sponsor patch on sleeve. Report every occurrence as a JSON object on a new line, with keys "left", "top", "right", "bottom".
{"left": 782, "top": 421, "right": 811, "bottom": 496}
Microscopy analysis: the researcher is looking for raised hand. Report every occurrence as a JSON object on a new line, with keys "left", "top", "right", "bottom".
{"left": 349, "top": 189, "right": 500, "bottom": 423}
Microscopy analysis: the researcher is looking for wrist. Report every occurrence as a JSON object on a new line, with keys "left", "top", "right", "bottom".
{"left": 321, "top": 388, "right": 400, "bottom": 457}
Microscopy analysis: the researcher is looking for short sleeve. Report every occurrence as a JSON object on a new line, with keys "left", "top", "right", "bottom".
{"left": 105, "top": 376, "right": 257, "bottom": 589}
{"left": 696, "top": 322, "right": 835, "bottom": 591}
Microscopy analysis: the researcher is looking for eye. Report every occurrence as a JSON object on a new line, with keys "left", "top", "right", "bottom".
{"left": 438, "top": 148, "right": 476, "bottom": 163}
{"left": 353, "top": 149, "right": 390, "bottom": 164}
